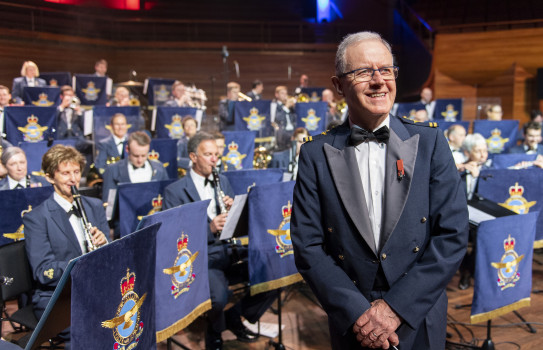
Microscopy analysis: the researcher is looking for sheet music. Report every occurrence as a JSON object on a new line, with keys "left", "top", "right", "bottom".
{"left": 220, "top": 194, "right": 247, "bottom": 240}
{"left": 106, "top": 189, "right": 117, "bottom": 221}
{"left": 468, "top": 205, "right": 496, "bottom": 225}
{"left": 83, "top": 109, "right": 93, "bottom": 136}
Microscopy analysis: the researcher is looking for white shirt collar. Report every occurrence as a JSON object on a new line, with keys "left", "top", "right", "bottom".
{"left": 8, "top": 176, "right": 26, "bottom": 189}
{"left": 112, "top": 134, "right": 126, "bottom": 145}
{"left": 53, "top": 191, "right": 74, "bottom": 212}
{"left": 349, "top": 114, "right": 390, "bottom": 132}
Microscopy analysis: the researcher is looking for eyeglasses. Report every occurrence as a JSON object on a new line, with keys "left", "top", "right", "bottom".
{"left": 338, "top": 66, "right": 399, "bottom": 83}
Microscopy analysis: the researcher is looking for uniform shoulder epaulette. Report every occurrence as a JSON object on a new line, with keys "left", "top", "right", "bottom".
{"left": 400, "top": 116, "right": 438, "bottom": 128}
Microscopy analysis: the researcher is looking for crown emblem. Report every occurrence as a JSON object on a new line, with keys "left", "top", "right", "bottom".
{"left": 39, "top": 93, "right": 48, "bottom": 100}
{"left": 148, "top": 150, "right": 160, "bottom": 161}
{"left": 152, "top": 194, "right": 163, "bottom": 209}
{"left": 228, "top": 141, "right": 239, "bottom": 152}
{"left": 250, "top": 107, "right": 259, "bottom": 115}
{"left": 177, "top": 233, "right": 188, "bottom": 252}
{"left": 504, "top": 234, "right": 515, "bottom": 251}
{"left": 27, "top": 115, "right": 39, "bottom": 124}
{"left": 491, "top": 128, "right": 502, "bottom": 137}
{"left": 120, "top": 268, "right": 136, "bottom": 295}
{"left": 171, "top": 114, "right": 182, "bottom": 122}
{"left": 509, "top": 182, "right": 523, "bottom": 196}
{"left": 49, "top": 78, "right": 58, "bottom": 87}
{"left": 282, "top": 201, "right": 292, "bottom": 218}
{"left": 87, "top": 81, "right": 96, "bottom": 88}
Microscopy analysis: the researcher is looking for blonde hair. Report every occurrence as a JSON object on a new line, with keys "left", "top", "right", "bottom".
{"left": 21, "top": 61, "right": 40, "bottom": 77}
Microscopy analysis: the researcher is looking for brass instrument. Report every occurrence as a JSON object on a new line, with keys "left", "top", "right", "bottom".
{"left": 70, "top": 185, "right": 97, "bottom": 252}
{"left": 237, "top": 91, "right": 253, "bottom": 102}
{"left": 253, "top": 146, "right": 272, "bottom": 169}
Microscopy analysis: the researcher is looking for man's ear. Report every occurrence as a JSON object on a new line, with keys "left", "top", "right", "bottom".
{"left": 45, "top": 173, "right": 55, "bottom": 185}
{"left": 189, "top": 152, "right": 197, "bottom": 164}
{"left": 331, "top": 76, "right": 344, "bottom": 96}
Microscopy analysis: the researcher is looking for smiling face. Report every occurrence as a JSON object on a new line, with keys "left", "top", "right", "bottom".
{"left": 48, "top": 161, "right": 81, "bottom": 201}
{"left": 525, "top": 128, "right": 542, "bottom": 150}
{"left": 332, "top": 40, "right": 396, "bottom": 130}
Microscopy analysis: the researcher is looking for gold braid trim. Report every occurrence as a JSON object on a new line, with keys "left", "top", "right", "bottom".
{"left": 156, "top": 298, "right": 211, "bottom": 342}
{"left": 470, "top": 297, "right": 530, "bottom": 324}
{"left": 250, "top": 273, "right": 303, "bottom": 296}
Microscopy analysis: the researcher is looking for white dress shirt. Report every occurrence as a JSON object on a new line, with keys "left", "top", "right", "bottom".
{"left": 8, "top": 176, "right": 27, "bottom": 189}
{"left": 190, "top": 169, "right": 218, "bottom": 220}
{"left": 127, "top": 160, "right": 153, "bottom": 183}
{"left": 113, "top": 135, "right": 126, "bottom": 156}
{"left": 351, "top": 116, "right": 390, "bottom": 250}
{"left": 53, "top": 192, "right": 87, "bottom": 253}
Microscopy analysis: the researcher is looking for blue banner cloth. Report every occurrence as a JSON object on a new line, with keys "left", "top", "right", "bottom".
{"left": 436, "top": 121, "right": 470, "bottom": 133}
{"left": 396, "top": 102, "right": 425, "bottom": 120}
{"left": 234, "top": 100, "right": 272, "bottom": 136}
{"left": 137, "top": 201, "right": 211, "bottom": 342}
{"left": 295, "top": 101, "right": 327, "bottom": 135}
{"left": 39, "top": 72, "right": 72, "bottom": 87}
{"left": 433, "top": 98, "right": 463, "bottom": 121}
{"left": 144, "top": 78, "right": 176, "bottom": 106}
{"left": 0, "top": 186, "right": 53, "bottom": 246}
{"left": 19, "top": 140, "right": 77, "bottom": 173}
{"left": 222, "top": 169, "right": 284, "bottom": 195}
{"left": 4, "top": 106, "right": 57, "bottom": 145}
{"left": 118, "top": 179, "right": 176, "bottom": 238}
{"left": 300, "top": 87, "right": 326, "bottom": 101}
{"left": 92, "top": 106, "right": 142, "bottom": 142}
{"left": 478, "top": 168, "right": 543, "bottom": 246}
{"left": 247, "top": 181, "right": 302, "bottom": 295}
{"left": 222, "top": 131, "right": 255, "bottom": 171}
{"left": 492, "top": 154, "right": 538, "bottom": 169}
{"left": 70, "top": 223, "right": 160, "bottom": 349}
{"left": 149, "top": 138, "right": 178, "bottom": 179}
{"left": 470, "top": 212, "right": 538, "bottom": 323}
{"left": 73, "top": 74, "right": 108, "bottom": 106}
{"left": 22, "top": 87, "right": 61, "bottom": 107}
{"left": 155, "top": 107, "right": 198, "bottom": 139}
{"left": 473, "top": 120, "right": 519, "bottom": 155}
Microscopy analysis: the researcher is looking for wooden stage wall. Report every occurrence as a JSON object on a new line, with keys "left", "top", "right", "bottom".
{"left": 432, "top": 27, "right": 543, "bottom": 125}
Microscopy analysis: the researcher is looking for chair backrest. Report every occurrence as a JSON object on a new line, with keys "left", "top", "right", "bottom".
{"left": 0, "top": 241, "right": 34, "bottom": 302}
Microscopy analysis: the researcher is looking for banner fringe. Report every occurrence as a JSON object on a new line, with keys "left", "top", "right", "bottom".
{"left": 156, "top": 298, "right": 212, "bottom": 342}
{"left": 250, "top": 273, "right": 303, "bottom": 296}
{"left": 470, "top": 297, "right": 530, "bottom": 324}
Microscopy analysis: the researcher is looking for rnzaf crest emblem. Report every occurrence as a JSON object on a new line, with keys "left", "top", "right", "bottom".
{"left": 17, "top": 115, "right": 48, "bottom": 142}
{"left": 301, "top": 108, "right": 321, "bottom": 131}
{"left": 2, "top": 205, "right": 32, "bottom": 241}
{"left": 163, "top": 233, "right": 199, "bottom": 299}
{"left": 242, "top": 107, "right": 265, "bottom": 131}
{"left": 491, "top": 235, "right": 524, "bottom": 290}
{"left": 101, "top": 268, "right": 146, "bottom": 349}
{"left": 148, "top": 150, "right": 169, "bottom": 168}
{"left": 31, "top": 93, "right": 54, "bottom": 107}
{"left": 486, "top": 128, "right": 509, "bottom": 153}
{"left": 154, "top": 84, "right": 170, "bottom": 104}
{"left": 164, "top": 114, "right": 184, "bottom": 139}
{"left": 82, "top": 81, "right": 101, "bottom": 101}
{"left": 137, "top": 195, "right": 163, "bottom": 221}
{"left": 441, "top": 104, "right": 458, "bottom": 122}
{"left": 499, "top": 182, "right": 536, "bottom": 214}
{"left": 267, "top": 201, "right": 293, "bottom": 258}
{"left": 223, "top": 141, "right": 246, "bottom": 170}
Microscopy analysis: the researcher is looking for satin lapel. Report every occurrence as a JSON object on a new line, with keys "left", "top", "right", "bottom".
{"left": 380, "top": 125, "right": 419, "bottom": 251}
{"left": 184, "top": 176, "right": 201, "bottom": 203}
{"left": 119, "top": 160, "right": 130, "bottom": 182}
{"left": 324, "top": 143, "right": 377, "bottom": 255}
{"left": 47, "top": 198, "right": 83, "bottom": 254}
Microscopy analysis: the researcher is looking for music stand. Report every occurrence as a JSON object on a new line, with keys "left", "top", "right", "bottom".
{"left": 24, "top": 258, "right": 79, "bottom": 350}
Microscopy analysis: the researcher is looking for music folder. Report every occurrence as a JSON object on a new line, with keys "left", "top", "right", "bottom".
{"left": 467, "top": 194, "right": 517, "bottom": 228}
{"left": 219, "top": 194, "right": 248, "bottom": 241}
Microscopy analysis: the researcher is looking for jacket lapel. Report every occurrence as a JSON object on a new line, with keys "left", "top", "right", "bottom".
{"left": 185, "top": 176, "right": 201, "bottom": 203}
{"left": 325, "top": 128, "right": 377, "bottom": 255}
{"left": 380, "top": 119, "right": 419, "bottom": 250}
{"left": 47, "top": 197, "right": 83, "bottom": 254}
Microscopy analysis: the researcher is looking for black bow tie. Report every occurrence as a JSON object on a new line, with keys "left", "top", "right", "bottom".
{"left": 350, "top": 125, "right": 390, "bottom": 146}
{"left": 67, "top": 205, "right": 81, "bottom": 218}
{"left": 205, "top": 177, "right": 215, "bottom": 188}
{"left": 132, "top": 163, "right": 145, "bottom": 170}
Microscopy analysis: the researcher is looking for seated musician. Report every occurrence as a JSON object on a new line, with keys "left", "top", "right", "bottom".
{"left": 0, "top": 146, "right": 49, "bottom": 190}
{"left": 218, "top": 82, "right": 240, "bottom": 131}
{"left": 23, "top": 145, "right": 109, "bottom": 347}
{"left": 164, "top": 132, "right": 273, "bottom": 350}
{"left": 176, "top": 115, "right": 198, "bottom": 170}
{"left": 95, "top": 113, "right": 129, "bottom": 172}
{"left": 272, "top": 86, "right": 296, "bottom": 152}
{"left": 11, "top": 61, "right": 47, "bottom": 103}
{"left": 164, "top": 81, "right": 196, "bottom": 107}
{"left": 508, "top": 121, "right": 543, "bottom": 155}
{"left": 245, "top": 80, "right": 263, "bottom": 101}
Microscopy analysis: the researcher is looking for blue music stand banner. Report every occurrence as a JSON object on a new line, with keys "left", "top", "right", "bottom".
{"left": 295, "top": 101, "right": 327, "bottom": 135}
{"left": 470, "top": 212, "right": 537, "bottom": 323}
{"left": 70, "top": 223, "right": 160, "bottom": 349}
{"left": 222, "top": 131, "right": 255, "bottom": 171}
{"left": 118, "top": 179, "right": 176, "bottom": 238}
{"left": 222, "top": 169, "right": 284, "bottom": 195}
{"left": 144, "top": 78, "right": 175, "bottom": 106}
{"left": 437, "top": 121, "right": 470, "bottom": 133}
{"left": 478, "top": 168, "right": 543, "bottom": 247}
{"left": 396, "top": 102, "right": 425, "bottom": 120}
{"left": 18, "top": 140, "right": 77, "bottom": 173}
{"left": 300, "top": 87, "right": 326, "bottom": 101}
{"left": 492, "top": 154, "right": 538, "bottom": 170}
{"left": 155, "top": 107, "right": 198, "bottom": 139}
{"left": 4, "top": 106, "right": 57, "bottom": 145}
{"left": 234, "top": 100, "right": 272, "bottom": 136}
{"left": 92, "top": 106, "right": 142, "bottom": 142}
{"left": 433, "top": 98, "right": 463, "bottom": 121}
{"left": 22, "top": 87, "right": 61, "bottom": 108}
{"left": 150, "top": 138, "right": 178, "bottom": 179}
{"left": 137, "top": 201, "right": 211, "bottom": 342}
{"left": 74, "top": 74, "right": 108, "bottom": 106}
{"left": 39, "top": 72, "right": 72, "bottom": 87}
{"left": 247, "top": 181, "right": 302, "bottom": 295}
{"left": 473, "top": 120, "right": 519, "bottom": 155}
{"left": 0, "top": 186, "right": 53, "bottom": 247}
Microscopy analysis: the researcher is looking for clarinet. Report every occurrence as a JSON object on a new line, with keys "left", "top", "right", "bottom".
{"left": 70, "top": 185, "right": 97, "bottom": 252}
{"left": 212, "top": 169, "right": 228, "bottom": 215}
{"left": 26, "top": 174, "right": 31, "bottom": 188}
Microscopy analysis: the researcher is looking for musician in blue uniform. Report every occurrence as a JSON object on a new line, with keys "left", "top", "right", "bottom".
{"left": 0, "top": 147, "right": 49, "bottom": 190}
{"left": 291, "top": 32, "right": 468, "bottom": 350}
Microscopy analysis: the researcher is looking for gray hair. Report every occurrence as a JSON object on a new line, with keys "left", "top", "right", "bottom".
{"left": 187, "top": 131, "right": 215, "bottom": 155}
{"left": 462, "top": 133, "right": 487, "bottom": 153}
{"left": 335, "top": 31, "right": 393, "bottom": 76}
{"left": 1, "top": 146, "right": 25, "bottom": 166}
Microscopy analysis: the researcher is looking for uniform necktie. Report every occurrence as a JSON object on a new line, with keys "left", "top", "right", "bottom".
{"left": 350, "top": 125, "right": 389, "bottom": 146}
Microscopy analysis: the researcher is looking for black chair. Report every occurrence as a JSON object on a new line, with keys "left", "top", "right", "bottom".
{"left": 0, "top": 241, "right": 39, "bottom": 335}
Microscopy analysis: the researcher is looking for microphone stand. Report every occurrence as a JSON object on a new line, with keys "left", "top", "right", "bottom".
{"left": 268, "top": 288, "right": 286, "bottom": 350}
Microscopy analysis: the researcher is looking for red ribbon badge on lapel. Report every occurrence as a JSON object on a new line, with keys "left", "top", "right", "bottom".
{"left": 396, "top": 159, "right": 405, "bottom": 180}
